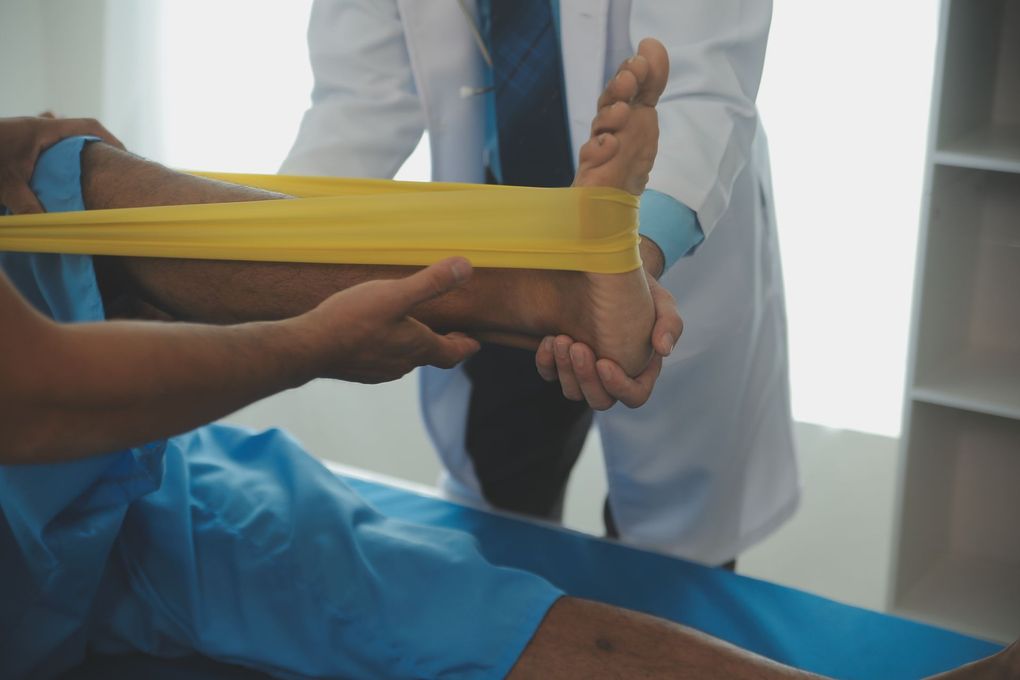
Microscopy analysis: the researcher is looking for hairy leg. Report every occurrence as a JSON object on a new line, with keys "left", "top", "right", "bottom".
{"left": 83, "top": 144, "right": 565, "bottom": 341}
{"left": 508, "top": 597, "right": 820, "bottom": 679}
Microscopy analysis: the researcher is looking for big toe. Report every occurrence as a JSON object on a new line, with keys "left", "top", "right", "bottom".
{"left": 635, "top": 38, "right": 669, "bottom": 106}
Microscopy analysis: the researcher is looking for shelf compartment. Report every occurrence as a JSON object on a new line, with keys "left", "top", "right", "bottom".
{"left": 935, "top": 0, "right": 1020, "bottom": 170}
{"left": 892, "top": 403, "right": 1020, "bottom": 643}
{"left": 913, "top": 351, "right": 1020, "bottom": 420}
{"left": 893, "top": 555, "right": 1020, "bottom": 643}
{"left": 913, "top": 166, "right": 1020, "bottom": 416}
{"left": 935, "top": 124, "right": 1020, "bottom": 174}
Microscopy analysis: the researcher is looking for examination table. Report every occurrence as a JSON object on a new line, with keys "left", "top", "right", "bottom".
{"left": 63, "top": 465, "right": 1002, "bottom": 680}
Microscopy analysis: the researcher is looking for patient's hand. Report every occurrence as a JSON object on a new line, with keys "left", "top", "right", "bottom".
{"left": 293, "top": 257, "right": 481, "bottom": 384}
{"left": 0, "top": 114, "right": 123, "bottom": 214}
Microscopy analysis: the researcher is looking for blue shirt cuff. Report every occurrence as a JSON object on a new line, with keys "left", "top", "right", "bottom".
{"left": 639, "top": 189, "right": 704, "bottom": 272}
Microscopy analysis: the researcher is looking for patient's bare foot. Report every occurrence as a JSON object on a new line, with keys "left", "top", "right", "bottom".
{"left": 560, "top": 38, "right": 669, "bottom": 376}
{"left": 472, "top": 40, "right": 668, "bottom": 375}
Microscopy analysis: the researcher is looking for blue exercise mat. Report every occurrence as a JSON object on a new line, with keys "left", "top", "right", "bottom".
{"left": 65, "top": 472, "right": 1001, "bottom": 679}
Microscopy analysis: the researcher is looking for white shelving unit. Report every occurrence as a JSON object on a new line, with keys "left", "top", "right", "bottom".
{"left": 890, "top": 0, "right": 1020, "bottom": 643}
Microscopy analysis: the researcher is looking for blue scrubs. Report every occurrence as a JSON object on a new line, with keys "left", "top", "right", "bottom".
{"left": 0, "top": 137, "right": 563, "bottom": 679}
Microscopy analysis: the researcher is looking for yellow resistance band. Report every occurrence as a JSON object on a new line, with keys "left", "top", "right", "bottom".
{"left": 0, "top": 173, "right": 641, "bottom": 274}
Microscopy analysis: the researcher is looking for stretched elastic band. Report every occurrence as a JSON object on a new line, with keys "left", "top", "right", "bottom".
{"left": 0, "top": 172, "right": 641, "bottom": 274}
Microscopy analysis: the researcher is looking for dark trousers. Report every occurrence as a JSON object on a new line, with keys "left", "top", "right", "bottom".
{"left": 463, "top": 344, "right": 739, "bottom": 570}
{"left": 464, "top": 344, "right": 595, "bottom": 522}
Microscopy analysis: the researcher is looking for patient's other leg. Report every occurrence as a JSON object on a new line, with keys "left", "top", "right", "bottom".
{"left": 509, "top": 597, "right": 820, "bottom": 679}
{"left": 928, "top": 639, "right": 1019, "bottom": 679}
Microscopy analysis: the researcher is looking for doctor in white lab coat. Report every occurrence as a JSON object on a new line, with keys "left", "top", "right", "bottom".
{"left": 283, "top": 0, "right": 798, "bottom": 566}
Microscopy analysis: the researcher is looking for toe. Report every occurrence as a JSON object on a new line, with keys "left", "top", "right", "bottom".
{"left": 597, "top": 68, "right": 639, "bottom": 110}
{"left": 619, "top": 53, "right": 650, "bottom": 89}
{"left": 577, "top": 132, "right": 620, "bottom": 176}
{"left": 636, "top": 38, "right": 669, "bottom": 106}
{"left": 591, "top": 100, "right": 630, "bottom": 135}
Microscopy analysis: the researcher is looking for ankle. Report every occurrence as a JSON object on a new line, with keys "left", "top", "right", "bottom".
{"left": 518, "top": 269, "right": 585, "bottom": 339}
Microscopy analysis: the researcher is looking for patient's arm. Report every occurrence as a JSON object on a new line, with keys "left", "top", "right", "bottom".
{"left": 0, "top": 261, "right": 478, "bottom": 464}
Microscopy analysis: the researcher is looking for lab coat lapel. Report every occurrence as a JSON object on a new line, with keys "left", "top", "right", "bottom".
{"left": 560, "top": 0, "right": 609, "bottom": 168}
{"left": 396, "top": 0, "right": 486, "bottom": 182}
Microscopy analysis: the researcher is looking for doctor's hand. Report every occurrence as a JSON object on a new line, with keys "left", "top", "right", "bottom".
{"left": 537, "top": 337, "right": 665, "bottom": 410}
{"left": 0, "top": 115, "right": 124, "bottom": 214}
{"left": 293, "top": 257, "right": 481, "bottom": 385}
{"left": 535, "top": 270, "right": 681, "bottom": 410}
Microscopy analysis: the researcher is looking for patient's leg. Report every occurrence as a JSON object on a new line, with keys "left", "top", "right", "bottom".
{"left": 509, "top": 597, "right": 820, "bottom": 679}
{"left": 929, "top": 639, "right": 1019, "bottom": 679}
{"left": 86, "top": 42, "right": 666, "bottom": 375}
{"left": 84, "top": 151, "right": 547, "bottom": 337}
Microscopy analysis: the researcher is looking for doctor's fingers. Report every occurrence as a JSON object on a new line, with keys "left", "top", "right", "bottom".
{"left": 535, "top": 337, "right": 559, "bottom": 382}
{"left": 648, "top": 277, "right": 682, "bottom": 357}
{"left": 552, "top": 335, "right": 584, "bottom": 402}
{"left": 567, "top": 343, "right": 618, "bottom": 411}
{"left": 594, "top": 353, "right": 662, "bottom": 409}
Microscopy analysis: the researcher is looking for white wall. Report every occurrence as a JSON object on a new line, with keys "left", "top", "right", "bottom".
{"left": 155, "top": 0, "right": 314, "bottom": 173}
{"left": 0, "top": 0, "right": 105, "bottom": 119}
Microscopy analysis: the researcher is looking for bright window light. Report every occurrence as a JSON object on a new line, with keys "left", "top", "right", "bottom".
{"left": 759, "top": 0, "right": 938, "bottom": 436}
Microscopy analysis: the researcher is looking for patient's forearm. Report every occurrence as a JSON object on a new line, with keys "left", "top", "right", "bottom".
{"left": 0, "top": 272, "right": 313, "bottom": 463}
{"left": 82, "top": 143, "right": 561, "bottom": 341}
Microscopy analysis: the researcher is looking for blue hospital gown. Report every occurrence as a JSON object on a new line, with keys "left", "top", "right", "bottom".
{"left": 0, "top": 137, "right": 562, "bottom": 679}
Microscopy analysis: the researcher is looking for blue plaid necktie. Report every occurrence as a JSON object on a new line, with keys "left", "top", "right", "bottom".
{"left": 480, "top": 0, "right": 575, "bottom": 187}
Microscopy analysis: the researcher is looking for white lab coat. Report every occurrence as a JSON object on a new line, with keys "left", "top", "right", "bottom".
{"left": 282, "top": 0, "right": 799, "bottom": 565}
